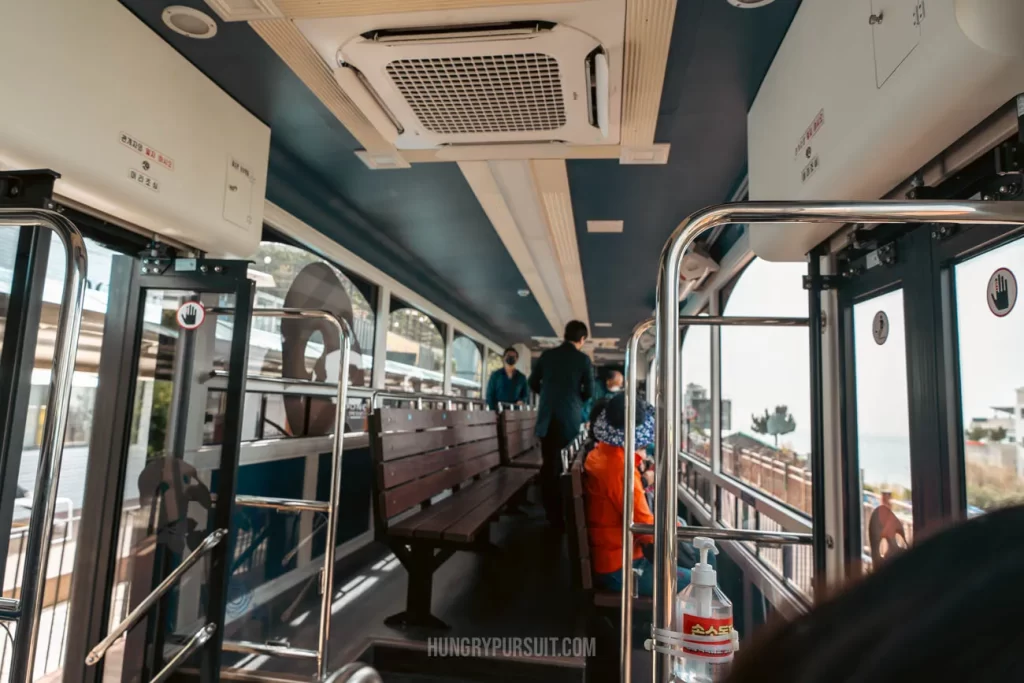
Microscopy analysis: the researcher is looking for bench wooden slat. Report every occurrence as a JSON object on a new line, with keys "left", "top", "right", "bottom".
{"left": 508, "top": 450, "right": 542, "bottom": 468}
{"left": 378, "top": 423, "right": 497, "bottom": 461}
{"left": 380, "top": 452, "right": 501, "bottom": 518}
{"left": 379, "top": 437, "right": 500, "bottom": 489}
{"left": 442, "top": 468, "right": 536, "bottom": 542}
{"left": 378, "top": 407, "right": 497, "bottom": 432}
{"left": 389, "top": 475, "right": 505, "bottom": 539}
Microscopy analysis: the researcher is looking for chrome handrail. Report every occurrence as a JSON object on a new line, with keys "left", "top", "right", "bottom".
{"left": 150, "top": 623, "right": 217, "bottom": 683}
{"left": 650, "top": 200, "right": 1024, "bottom": 683}
{"left": 372, "top": 389, "right": 486, "bottom": 410}
{"left": 0, "top": 209, "right": 88, "bottom": 683}
{"left": 209, "top": 306, "right": 352, "bottom": 682}
{"left": 629, "top": 524, "right": 812, "bottom": 545}
{"left": 86, "top": 529, "right": 227, "bottom": 665}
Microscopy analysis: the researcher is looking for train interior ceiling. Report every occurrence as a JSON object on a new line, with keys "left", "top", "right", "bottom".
{"left": 2, "top": 0, "right": 1024, "bottom": 681}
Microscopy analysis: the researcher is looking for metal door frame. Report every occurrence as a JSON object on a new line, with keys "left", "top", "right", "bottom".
{"left": 835, "top": 221, "right": 1024, "bottom": 571}
{"left": 0, "top": 170, "right": 89, "bottom": 683}
{"left": 65, "top": 253, "right": 253, "bottom": 683}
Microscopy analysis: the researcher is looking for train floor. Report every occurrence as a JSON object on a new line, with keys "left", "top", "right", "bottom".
{"left": 223, "top": 487, "right": 653, "bottom": 682}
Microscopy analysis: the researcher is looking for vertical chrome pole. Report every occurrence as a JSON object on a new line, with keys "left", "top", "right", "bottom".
{"left": 6, "top": 211, "right": 87, "bottom": 683}
{"left": 318, "top": 317, "right": 353, "bottom": 681}
{"left": 621, "top": 319, "right": 653, "bottom": 683}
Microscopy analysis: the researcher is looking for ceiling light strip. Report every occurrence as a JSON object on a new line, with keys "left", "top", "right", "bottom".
{"left": 402, "top": 145, "right": 622, "bottom": 164}
{"left": 248, "top": 19, "right": 402, "bottom": 158}
{"left": 621, "top": 0, "right": 677, "bottom": 146}
{"left": 457, "top": 161, "right": 566, "bottom": 336}
{"left": 276, "top": 0, "right": 583, "bottom": 20}
{"left": 532, "top": 160, "right": 590, "bottom": 328}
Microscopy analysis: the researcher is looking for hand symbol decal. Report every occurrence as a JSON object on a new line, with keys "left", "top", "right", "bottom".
{"left": 991, "top": 274, "right": 1010, "bottom": 312}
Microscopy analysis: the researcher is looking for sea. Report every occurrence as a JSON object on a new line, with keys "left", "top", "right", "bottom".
{"left": 775, "top": 430, "right": 912, "bottom": 489}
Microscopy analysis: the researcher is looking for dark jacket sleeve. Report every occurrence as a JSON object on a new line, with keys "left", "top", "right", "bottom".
{"left": 514, "top": 372, "right": 529, "bottom": 403}
{"left": 580, "top": 355, "right": 595, "bottom": 401}
{"left": 485, "top": 370, "right": 498, "bottom": 410}
{"left": 528, "top": 354, "right": 544, "bottom": 395}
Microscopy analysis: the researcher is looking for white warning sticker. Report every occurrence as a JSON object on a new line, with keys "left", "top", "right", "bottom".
{"left": 176, "top": 301, "right": 206, "bottom": 330}
{"left": 987, "top": 267, "right": 1017, "bottom": 318}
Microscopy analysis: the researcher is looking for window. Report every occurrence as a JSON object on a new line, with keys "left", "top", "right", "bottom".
{"left": 954, "top": 236, "right": 1024, "bottom": 514}
{"left": 851, "top": 289, "right": 913, "bottom": 568}
{"left": 385, "top": 303, "right": 445, "bottom": 394}
{"left": 451, "top": 334, "right": 483, "bottom": 398}
{"left": 681, "top": 317, "right": 712, "bottom": 463}
{"left": 486, "top": 349, "right": 503, "bottom": 378}
{"left": 719, "top": 259, "right": 814, "bottom": 597}
{"left": 721, "top": 259, "right": 811, "bottom": 513}
{"left": 249, "top": 241, "right": 376, "bottom": 388}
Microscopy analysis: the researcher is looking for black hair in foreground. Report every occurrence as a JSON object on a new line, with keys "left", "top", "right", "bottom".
{"left": 725, "top": 503, "right": 1024, "bottom": 683}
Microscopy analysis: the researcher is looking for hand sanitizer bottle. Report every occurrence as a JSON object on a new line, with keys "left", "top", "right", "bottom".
{"left": 674, "top": 538, "right": 737, "bottom": 682}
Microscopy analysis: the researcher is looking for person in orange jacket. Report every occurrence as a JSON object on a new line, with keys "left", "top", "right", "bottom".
{"left": 584, "top": 392, "right": 693, "bottom": 596}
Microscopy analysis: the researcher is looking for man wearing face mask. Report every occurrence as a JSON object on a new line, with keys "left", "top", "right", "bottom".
{"left": 485, "top": 346, "right": 530, "bottom": 410}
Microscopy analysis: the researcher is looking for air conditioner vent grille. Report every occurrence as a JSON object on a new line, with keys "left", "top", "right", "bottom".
{"left": 385, "top": 53, "right": 566, "bottom": 135}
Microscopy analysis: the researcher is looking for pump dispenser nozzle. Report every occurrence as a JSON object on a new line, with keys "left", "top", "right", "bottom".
{"left": 692, "top": 537, "right": 718, "bottom": 587}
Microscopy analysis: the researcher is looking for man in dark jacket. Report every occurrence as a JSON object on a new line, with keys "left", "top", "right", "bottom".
{"left": 529, "top": 320, "right": 595, "bottom": 527}
{"left": 485, "top": 346, "right": 529, "bottom": 410}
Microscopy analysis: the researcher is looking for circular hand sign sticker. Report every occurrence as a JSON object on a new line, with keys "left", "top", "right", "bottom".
{"left": 987, "top": 268, "right": 1017, "bottom": 318}
{"left": 176, "top": 301, "right": 206, "bottom": 330}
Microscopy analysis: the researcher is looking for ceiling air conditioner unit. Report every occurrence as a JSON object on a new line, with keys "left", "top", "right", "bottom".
{"left": 336, "top": 21, "right": 612, "bottom": 150}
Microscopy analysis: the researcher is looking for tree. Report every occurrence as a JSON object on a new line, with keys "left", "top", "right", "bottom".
{"left": 966, "top": 426, "right": 988, "bottom": 442}
{"left": 751, "top": 405, "right": 797, "bottom": 447}
{"left": 989, "top": 426, "right": 1008, "bottom": 443}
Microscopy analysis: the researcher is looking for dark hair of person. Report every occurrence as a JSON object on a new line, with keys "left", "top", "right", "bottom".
{"left": 503, "top": 346, "right": 518, "bottom": 358}
{"left": 564, "top": 320, "right": 588, "bottom": 343}
{"left": 602, "top": 392, "right": 648, "bottom": 431}
{"left": 725, "top": 504, "right": 1024, "bottom": 683}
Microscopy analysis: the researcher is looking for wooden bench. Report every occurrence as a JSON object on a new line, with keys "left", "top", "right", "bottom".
{"left": 561, "top": 455, "right": 653, "bottom": 613}
{"left": 369, "top": 407, "right": 536, "bottom": 629}
{"left": 498, "top": 409, "right": 543, "bottom": 469}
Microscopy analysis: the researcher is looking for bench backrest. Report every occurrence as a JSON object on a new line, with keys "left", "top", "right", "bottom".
{"left": 498, "top": 409, "right": 539, "bottom": 466}
{"left": 562, "top": 456, "right": 593, "bottom": 592}
{"left": 369, "top": 407, "right": 501, "bottom": 534}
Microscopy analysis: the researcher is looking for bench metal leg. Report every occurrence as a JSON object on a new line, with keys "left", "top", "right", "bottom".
{"left": 503, "top": 489, "right": 530, "bottom": 517}
{"left": 384, "top": 544, "right": 453, "bottom": 631}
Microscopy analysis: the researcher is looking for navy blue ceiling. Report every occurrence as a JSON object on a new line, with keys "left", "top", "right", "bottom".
{"left": 119, "top": 0, "right": 799, "bottom": 347}
{"left": 120, "top": 0, "right": 551, "bottom": 345}
{"left": 570, "top": 0, "right": 800, "bottom": 342}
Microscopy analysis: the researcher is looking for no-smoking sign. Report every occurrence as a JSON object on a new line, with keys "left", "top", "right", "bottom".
{"left": 176, "top": 301, "right": 206, "bottom": 330}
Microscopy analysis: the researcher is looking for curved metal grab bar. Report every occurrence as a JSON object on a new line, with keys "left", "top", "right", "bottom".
{"left": 209, "top": 307, "right": 352, "bottom": 681}
{"left": 86, "top": 529, "right": 227, "bottom": 665}
{"left": 650, "top": 200, "right": 1024, "bottom": 683}
{"left": 150, "top": 622, "right": 217, "bottom": 683}
{"left": 0, "top": 209, "right": 88, "bottom": 683}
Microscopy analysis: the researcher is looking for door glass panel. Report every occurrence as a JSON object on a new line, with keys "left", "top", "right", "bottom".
{"left": 2, "top": 234, "right": 117, "bottom": 681}
{"left": 102, "top": 289, "right": 232, "bottom": 682}
{"left": 955, "top": 236, "right": 1024, "bottom": 514}
{"left": 853, "top": 289, "right": 913, "bottom": 569}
